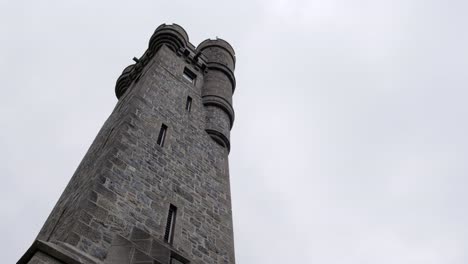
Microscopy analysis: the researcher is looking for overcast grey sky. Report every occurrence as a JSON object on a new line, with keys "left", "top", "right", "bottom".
{"left": 1, "top": 0, "right": 468, "bottom": 263}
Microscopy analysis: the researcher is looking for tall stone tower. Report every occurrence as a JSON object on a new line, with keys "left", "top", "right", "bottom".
{"left": 19, "top": 24, "right": 237, "bottom": 264}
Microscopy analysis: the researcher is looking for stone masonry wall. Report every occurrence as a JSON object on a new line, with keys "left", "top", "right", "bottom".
{"left": 34, "top": 43, "right": 235, "bottom": 264}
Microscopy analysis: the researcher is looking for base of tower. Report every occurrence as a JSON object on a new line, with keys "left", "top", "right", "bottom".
{"left": 17, "top": 240, "right": 101, "bottom": 264}
{"left": 18, "top": 232, "right": 191, "bottom": 264}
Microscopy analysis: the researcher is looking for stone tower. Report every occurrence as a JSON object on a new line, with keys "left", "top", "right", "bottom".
{"left": 18, "top": 24, "right": 237, "bottom": 264}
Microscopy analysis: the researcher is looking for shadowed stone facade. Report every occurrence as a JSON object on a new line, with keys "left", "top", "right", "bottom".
{"left": 18, "top": 24, "right": 237, "bottom": 264}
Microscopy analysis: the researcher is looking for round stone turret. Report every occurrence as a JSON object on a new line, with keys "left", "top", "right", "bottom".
{"left": 115, "top": 24, "right": 190, "bottom": 99}
{"left": 149, "top": 23, "right": 189, "bottom": 53}
{"left": 197, "top": 38, "right": 236, "bottom": 151}
{"left": 115, "top": 64, "right": 135, "bottom": 99}
{"left": 197, "top": 38, "right": 236, "bottom": 71}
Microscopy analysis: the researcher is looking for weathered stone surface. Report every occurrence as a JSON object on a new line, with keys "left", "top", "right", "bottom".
{"left": 19, "top": 240, "right": 101, "bottom": 264}
{"left": 19, "top": 24, "right": 237, "bottom": 264}
{"left": 26, "top": 252, "right": 64, "bottom": 264}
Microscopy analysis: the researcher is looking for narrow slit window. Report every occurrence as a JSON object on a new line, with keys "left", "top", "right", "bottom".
{"left": 185, "top": 96, "right": 192, "bottom": 112}
{"left": 170, "top": 257, "right": 185, "bottom": 264}
{"left": 182, "top": 67, "right": 196, "bottom": 84}
{"left": 157, "top": 124, "right": 168, "bottom": 147}
{"left": 164, "top": 204, "right": 177, "bottom": 244}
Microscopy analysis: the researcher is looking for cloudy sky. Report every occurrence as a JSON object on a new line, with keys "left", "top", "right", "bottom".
{"left": 1, "top": 0, "right": 468, "bottom": 263}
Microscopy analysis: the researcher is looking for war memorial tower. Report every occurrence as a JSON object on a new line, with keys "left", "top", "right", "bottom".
{"left": 19, "top": 24, "right": 237, "bottom": 264}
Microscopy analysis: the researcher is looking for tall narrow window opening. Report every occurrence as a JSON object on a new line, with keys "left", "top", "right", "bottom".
{"left": 182, "top": 67, "right": 196, "bottom": 84}
{"left": 157, "top": 124, "right": 168, "bottom": 147}
{"left": 170, "top": 257, "right": 186, "bottom": 264}
{"left": 164, "top": 204, "right": 177, "bottom": 244}
{"left": 185, "top": 96, "right": 192, "bottom": 112}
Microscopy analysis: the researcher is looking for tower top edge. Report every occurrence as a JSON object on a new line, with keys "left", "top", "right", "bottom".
{"left": 196, "top": 38, "right": 236, "bottom": 62}
{"left": 152, "top": 24, "right": 235, "bottom": 57}
{"left": 154, "top": 23, "right": 190, "bottom": 43}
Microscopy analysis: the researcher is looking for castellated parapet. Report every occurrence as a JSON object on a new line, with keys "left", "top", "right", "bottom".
{"left": 18, "top": 24, "right": 237, "bottom": 264}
